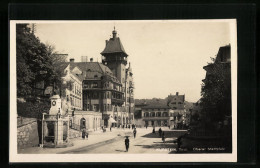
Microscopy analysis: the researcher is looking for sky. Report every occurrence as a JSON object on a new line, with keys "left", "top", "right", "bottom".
{"left": 33, "top": 20, "right": 232, "bottom": 102}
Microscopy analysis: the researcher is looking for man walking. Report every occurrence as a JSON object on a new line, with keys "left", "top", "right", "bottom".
{"left": 159, "top": 127, "right": 162, "bottom": 137}
{"left": 125, "top": 136, "right": 130, "bottom": 152}
{"left": 133, "top": 128, "right": 137, "bottom": 139}
{"left": 162, "top": 131, "right": 165, "bottom": 143}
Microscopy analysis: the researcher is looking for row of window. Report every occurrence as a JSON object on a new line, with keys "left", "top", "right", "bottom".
{"left": 72, "top": 83, "right": 82, "bottom": 96}
{"left": 84, "top": 82, "right": 122, "bottom": 92}
{"left": 143, "top": 109, "right": 168, "bottom": 112}
{"left": 143, "top": 112, "right": 169, "bottom": 117}
{"left": 85, "top": 104, "right": 126, "bottom": 112}
{"left": 86, "top": 92, "right": 124, "bottom": 100}
{"left": 70, "top": 96, "right": 82, "bottom": 108}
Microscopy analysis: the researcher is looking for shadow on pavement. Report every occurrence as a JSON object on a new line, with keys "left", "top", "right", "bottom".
{"left": 141, "top": 130, "right": 187, "bottom": 138}
{"left": 115, "top": 149, "right": 126, "bottom": 152}
{"left": 134, "top": 143, "right": 178, "bottom": 151}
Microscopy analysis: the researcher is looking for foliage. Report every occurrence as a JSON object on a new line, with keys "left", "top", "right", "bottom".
{"left": 16, "top": 24, "right": 67, "bottom": 98}
{"left": 17, "top": 24, "right": 52, "bottom": 97}
{"left": 200, "top": 60, "right": 231, "bottom": 123}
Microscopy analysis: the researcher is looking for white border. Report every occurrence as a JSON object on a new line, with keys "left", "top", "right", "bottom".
{"left": 9, "top": 20, "right": 237, "bottom": 162}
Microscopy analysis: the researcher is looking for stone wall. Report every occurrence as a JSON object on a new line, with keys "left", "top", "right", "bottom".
{"left": 17, "top": 119, "right": 39, "bottom": 149}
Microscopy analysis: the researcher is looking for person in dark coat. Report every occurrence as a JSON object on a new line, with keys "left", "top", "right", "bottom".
{"left": 162, "top": 131, "right": 165, "bottom": 143}
{"left": 82, "top": 127, "right": 86, "bottom": 139}
{"left": 158, "top": 128, "right": 162, "bottom": 137}
{"left": 85, "top": 131, "right": 88, "bottom": 140}
{"left": 133, "top": 128, "right": 137, "bottom": 138}
{"left": 125, "top": 136, "right": 130, "bottom": 152}
{"left": 152, "top": 128, "right": 155, "bottom": 133}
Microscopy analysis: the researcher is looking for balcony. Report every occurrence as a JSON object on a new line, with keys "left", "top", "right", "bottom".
{"left": 142, "top": 116, "right": 169, "bottom": 120}
{"left": 111, "top": 98, "right": 124, "bottom": 104}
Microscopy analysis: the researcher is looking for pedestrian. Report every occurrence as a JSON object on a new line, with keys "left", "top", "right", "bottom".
{"left": 123, "top": 124, "right": 124, "bottom": 129}
{"left": 133, "top": 128, "right": 137, "bottom": 138}
{"left": 146, "top": 125, "right": 148, "bottom": 129}
{"left": 125, "top": 136, "right": 130, "bottom": 152}
{"left": 85, "top": 131, "right": 88, "bottom": 140}
{"left": 162, "top": 131, "right": 165, "bottom": 143}
{"left": 159, "top": 128, "right": 162, "bottom": 137}
{"left": 82, "top": 127, "right": 86, "bottom": 139}
{"left": 110, "top": 127, "right": 112, "bottom": 132}
{"left": 152, "top": 128, "right": 155, "bottom": 133}
{"left": 129, "top": 125, "right": 130, "bottom": 129}
{"left": 168, "top": 125, "right": 170, "bottom": 129}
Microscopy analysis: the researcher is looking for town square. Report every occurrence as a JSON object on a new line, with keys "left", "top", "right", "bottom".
{"left": 13, "top": 21, "right": 233, "bottom": 155}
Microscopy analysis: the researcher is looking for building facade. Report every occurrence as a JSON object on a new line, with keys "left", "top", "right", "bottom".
{"left": 167, "top": 92, "right": 187, "bottom": 128}
{"left": 56, "top": 61, "right": 103, "bottom": 132}
{"left": 141, "top": 105, "right": 173, "bottom": 127}
{"left": 55, "top": 28, "right": 135, "bottom": 129}
{"left": 101, "top": 27, "right": 135, "bottom": 126}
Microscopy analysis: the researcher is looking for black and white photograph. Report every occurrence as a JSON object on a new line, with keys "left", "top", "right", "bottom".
{"left": 9, "top": 20, "right": 237, "bottom": 162}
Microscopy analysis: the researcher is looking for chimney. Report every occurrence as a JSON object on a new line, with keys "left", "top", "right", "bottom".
{"left": 81, "top": 56, "right": 88, "bottom": 62}
{"left": 70, "top": 58, "right": 75, "bottom": 62}
{"left": 176, "top": 92, "right": 179, "bottom": 96}
{"left": 90, "top": 58, "right": 93, "bottom": 62}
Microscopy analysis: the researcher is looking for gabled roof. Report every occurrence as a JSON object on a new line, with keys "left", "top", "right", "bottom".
{"left": 101, "top": 37, "right": 128, "bottom": 56}
{"left": 55, "top": 62, "right": 120, "bottom": 83}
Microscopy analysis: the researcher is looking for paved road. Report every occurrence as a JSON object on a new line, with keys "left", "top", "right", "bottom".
{"left": 62, "top": 127, "right": 187, "bottom": 154}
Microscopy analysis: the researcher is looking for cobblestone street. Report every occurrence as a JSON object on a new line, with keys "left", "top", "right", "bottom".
{"left": 18, "top": 127, "right": 187, "bottom": 154}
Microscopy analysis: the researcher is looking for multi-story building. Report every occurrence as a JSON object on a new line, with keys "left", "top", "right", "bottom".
{"left": 167, "top": 92, "right": 185, "bottom": 110}
{"left": 101, "top": 27, "right": 135, "bottom": 125}
{"left": 141, "top": 105, "right": 173, "bottom": 127}
{"left": 167, "top": 92, "right": 186, "bottom": 128}
{"left": 55, "top": 60, "right": 84, "bottom": 112}
{"left": 55, "top": 27, "right": 135, "bottom": 129}
{"left": 56, "top": 60, "right": 102, "bottom": 132}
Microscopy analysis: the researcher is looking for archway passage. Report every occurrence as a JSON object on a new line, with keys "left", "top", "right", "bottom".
{"left": 80, "top": 118, "right": 86, "bottom": 130}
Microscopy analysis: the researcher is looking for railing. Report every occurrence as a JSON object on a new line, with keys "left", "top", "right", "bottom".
{"left": 143, "top": 115, "right": 169, "bottom": 118}
{"left": 142, "top": 116, "right": 169, "bottom": 120}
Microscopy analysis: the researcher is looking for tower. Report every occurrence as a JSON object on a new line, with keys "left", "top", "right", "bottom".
{"left": 101, "top": 27, "right": 135, "bottom": 124}
{"left": 101, "top": 27, "right": 128, "bottom": 84}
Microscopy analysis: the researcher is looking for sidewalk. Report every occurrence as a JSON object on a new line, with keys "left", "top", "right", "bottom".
{"left": 18, "top": 128, "right": 133, "bottom": 154}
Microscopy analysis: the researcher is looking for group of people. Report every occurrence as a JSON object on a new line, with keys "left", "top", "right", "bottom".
{"left": 122, "top": 124, "right": 136, "bottom": 129}
{"left": 108, "top": 124, "right": 136, "bottom": 132}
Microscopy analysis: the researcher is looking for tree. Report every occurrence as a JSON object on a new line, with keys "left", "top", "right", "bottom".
{"left": 16, "top": 24, "right": 59, "bottom": 98}
{"left": 200, "top": 58, "right": 231, "bottom": 125}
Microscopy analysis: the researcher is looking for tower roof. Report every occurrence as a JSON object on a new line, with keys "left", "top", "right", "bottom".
{"left": 101, "top": 28, "right": 128, "bottom": 56}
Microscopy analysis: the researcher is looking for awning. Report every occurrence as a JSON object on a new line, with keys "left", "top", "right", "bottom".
{"left": 109, "top": 118, "right": 117, "bottom": 123}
